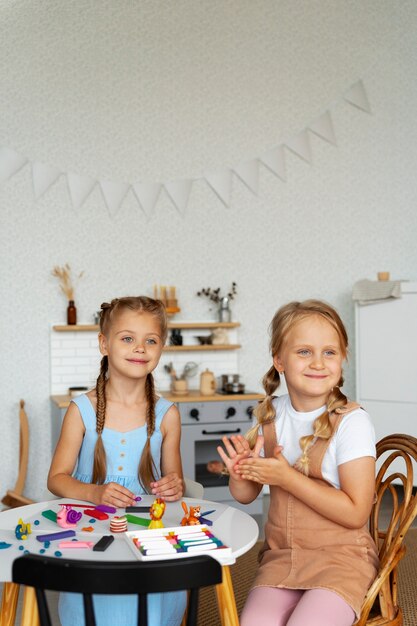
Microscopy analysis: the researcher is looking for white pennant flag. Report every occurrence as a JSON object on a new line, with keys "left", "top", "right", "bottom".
{"left": 344, "top": 80, "right": 371, "bottom": 114}
{"left": 285, "top": 130, "right": 312, "bottom": 164}
{"left": 100, "top": 180, "right": 130, "bottom": 214}
{"left": 0, "top": 146, "right": 27, "bottom": 184}
{"left": 32, "top": 161, "right": 62, "bottom": 200}
{"left": 233, "top": 159, "right": 259, "bottom": 195}
{"left": 205, "top": 168, "right": 232, "bottom": 207}
{"left": 67, "top": 172, "right": 96, "bottom": 210}
{"left": 164, "top": 179, "right": 193, "bottom": 214}
{"left": 132, "top": 182, "right": 162, "bottom": 216}
{"left": 260, "top": 146, "right": 286, "bottom": 181}
{"left": 309, "top": 111, "right": 337, "bottom": 145}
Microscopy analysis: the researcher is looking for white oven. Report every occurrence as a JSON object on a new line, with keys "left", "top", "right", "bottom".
{"left": 178, "top": 399, "right": 263, "bottom": 514}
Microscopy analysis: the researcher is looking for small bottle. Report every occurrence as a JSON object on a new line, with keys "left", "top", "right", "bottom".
{"left": 67, "top": 300, "right": 77, "bottom": 325}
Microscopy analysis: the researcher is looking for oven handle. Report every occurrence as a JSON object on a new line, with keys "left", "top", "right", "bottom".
{"left": 201, "top": 428, "right": 241, "bottom": 435}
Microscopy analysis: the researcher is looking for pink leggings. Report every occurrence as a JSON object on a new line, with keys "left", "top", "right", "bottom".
{"left": 240, "top": 587, "right": 355, "bottom": 626}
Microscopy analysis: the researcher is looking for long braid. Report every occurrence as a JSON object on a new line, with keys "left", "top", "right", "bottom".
{"left": 92, "top": 355, "right": 109, "bottom": 484}
{"left": 138, "top": 374, "right": 158, "bottom": 491}
{"left": 295, "top": 376, "right": 348, "bottom": 475}
{"left": 246, "top": 365, "right": 282, "bottom": 448}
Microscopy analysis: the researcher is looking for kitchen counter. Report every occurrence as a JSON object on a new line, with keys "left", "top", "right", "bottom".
{"left": 51, "top": 390, "right": 264, "bottom": 409}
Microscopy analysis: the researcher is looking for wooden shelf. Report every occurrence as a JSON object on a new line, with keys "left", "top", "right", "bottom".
{"left": 53, "top": 324, "right": 99, "bottom": 331}
{"left": 164, "top": 344, "right": 240, "bottom": 352}
{"left": 168, "top": 322, "right": 240, "bottom": 329}
{"left": 53, "top": 322, "right": 240, "bottom": 332}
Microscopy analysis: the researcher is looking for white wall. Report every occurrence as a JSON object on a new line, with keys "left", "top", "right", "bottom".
{"left": 1, "top": 1, "right": 416, "bottom": 500}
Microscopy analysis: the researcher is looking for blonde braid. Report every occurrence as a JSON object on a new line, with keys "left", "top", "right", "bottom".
{"left": 92, "top": 356, "right": 108, "bottom": 484}
{"left": 138, "top": 374, "right": 158, "bottom": 491}
{"left": 295, "top": 376, "right": 348, "bottom": 475}
{"left": 246, "top": 365, "right": 282, "bottom": 448}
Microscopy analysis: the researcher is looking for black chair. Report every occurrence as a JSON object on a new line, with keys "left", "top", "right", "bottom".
{"left": 12, "top": 553, "right": 223, "bottom": 626}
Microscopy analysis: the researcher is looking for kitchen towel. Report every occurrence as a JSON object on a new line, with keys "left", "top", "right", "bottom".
{"left": 352, "top": 279, "right": 402, "bottom": 305}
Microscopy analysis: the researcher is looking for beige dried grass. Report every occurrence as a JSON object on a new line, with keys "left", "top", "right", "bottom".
{"left": 51, "top": 264, "right": 84, "bottom": 300}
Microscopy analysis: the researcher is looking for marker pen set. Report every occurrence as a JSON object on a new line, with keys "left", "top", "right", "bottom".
{"left": 128, "top": 525, "right": 231, "bottom": 559}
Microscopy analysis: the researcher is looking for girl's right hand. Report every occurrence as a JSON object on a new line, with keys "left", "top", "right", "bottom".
{"left": 92, "top": 482, "right": 136, "bottom": 507}
{"left": 217, "top": 434, "right": 263, "bottom": 481}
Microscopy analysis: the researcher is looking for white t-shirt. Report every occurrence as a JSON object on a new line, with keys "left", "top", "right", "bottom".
{"left": 260, "top": 395, "right": 376, "bottom": 489}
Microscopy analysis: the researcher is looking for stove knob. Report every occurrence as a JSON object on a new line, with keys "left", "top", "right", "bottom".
{"left": 189, "top": 408, "right": 200, "bottom": 421}
{"left": 225, "top": 407, "right": 236, "bottom": 419}
{"left": 246, "top": 406, "right": 254, "bottom": 418}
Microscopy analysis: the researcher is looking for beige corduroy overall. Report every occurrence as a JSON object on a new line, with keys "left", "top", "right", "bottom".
{"left": 253, "top": 403, "right": 379, "bottom": 619}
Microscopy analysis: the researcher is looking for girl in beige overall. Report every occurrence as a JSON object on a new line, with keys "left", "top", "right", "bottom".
{"left": 218, "top": 300, "right": 378, "bottom": 626}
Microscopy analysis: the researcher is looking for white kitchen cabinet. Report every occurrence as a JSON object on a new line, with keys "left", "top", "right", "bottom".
{"left": 355, "top": 282, "right": 417, "bottom": 483}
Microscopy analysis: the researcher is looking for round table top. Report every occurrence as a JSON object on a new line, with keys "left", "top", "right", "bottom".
{"left": 0, "top": 496, "right": 259, "bottom": 582}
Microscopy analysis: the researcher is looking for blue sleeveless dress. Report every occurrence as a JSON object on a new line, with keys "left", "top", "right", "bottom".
{"left": 58, "top": 394, "right": 187, "bottom": 626}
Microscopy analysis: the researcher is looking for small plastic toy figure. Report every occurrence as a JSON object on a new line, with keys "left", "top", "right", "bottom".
{"left": 15, "top": 518, "right": 31, "bottom": 540}
{"left": 180, "top": 502, "right": 201, "bottom": 526}
{"left": 57, "top": 505, "right": 82, "bottom": 528}
{"left": 148, "top": 498, "right": 166, "bottom": 529}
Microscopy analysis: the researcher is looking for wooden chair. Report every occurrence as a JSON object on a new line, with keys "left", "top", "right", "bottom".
{"left": 356, "top": 433, "right": 417, "bottom": 626}
{"left": 12, "top": 553, "right": 223, "bottom": 626}
{"left": 1, "top": 400, "right": 34, "bottom": 508}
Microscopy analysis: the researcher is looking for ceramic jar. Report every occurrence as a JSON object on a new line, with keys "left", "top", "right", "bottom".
{"left": 200, "top": 369, "right": 216, "bottom": 396}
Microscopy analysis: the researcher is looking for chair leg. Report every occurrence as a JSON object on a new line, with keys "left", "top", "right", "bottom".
{"left": 0, "top": 582, "right": 20, "bottom": 626}
{"left": 138, "top": 593, "right": 148, "bottom": 626}
{"left": 185, "top": 589, "right": 199, "bottom": 626}
{"left": 83, "top": 594, "right": 96, "bottom": 626}
{"left": 34, "top": 589, "right": 52, "bottom": 626}
{"left": 20, "top": 587, "right": 40, "bottom": 626}
{"left": 215, "top": 566, "right": 239, "bottom": 626}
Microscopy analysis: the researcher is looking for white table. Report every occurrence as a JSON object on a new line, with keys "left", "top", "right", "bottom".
{"left": 0, "top": 496, "right": 259, "bottom": 626}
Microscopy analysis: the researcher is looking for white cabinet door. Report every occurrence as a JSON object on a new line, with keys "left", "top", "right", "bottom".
{"left": 356, "top": 289, "right": 417, "bottom": 403}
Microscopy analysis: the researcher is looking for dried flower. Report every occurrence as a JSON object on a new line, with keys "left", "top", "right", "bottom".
{"left": 52, "top": 264, "right": 84, "bottom": 300}
{"left": 196, "top": 282, "right": 237, "bottom": 305}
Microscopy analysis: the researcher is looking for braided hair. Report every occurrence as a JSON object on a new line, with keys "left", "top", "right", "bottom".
{"left": 92, "top": 296, "right": 167, "bottom": 490}
{"left": 246, "top": 300, "right": 348, "bottom": 474}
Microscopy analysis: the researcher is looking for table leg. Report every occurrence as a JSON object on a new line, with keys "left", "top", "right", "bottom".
{"left": 215, "top": 565, "right": 239, "bottom": 626}
{"left": 0, "top": 582, "right": 20, "bottom": 626}
{"left": 20, "top": 587, "right": 39, "bottom": 626}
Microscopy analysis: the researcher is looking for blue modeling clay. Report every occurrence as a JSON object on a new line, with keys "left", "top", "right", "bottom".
{"left": 40, "top": 549, "right": 46, "bottom": 553}
{"left": 44, "top": 541, "right": 51, "bottom": 548}
{"left": 54, "top": 551, "right": 62, "bottom": 557}
{"left": 89, "top": 519, "right": 96, "bottom": 523}
{"left": 34, "top": 520, "right": 40, "bottom": 525}
{"left": 18, "top": 545, "right": 24, "bottom": 551}
{"left": 0, "top": 542, "right": 12, "bottom": 549}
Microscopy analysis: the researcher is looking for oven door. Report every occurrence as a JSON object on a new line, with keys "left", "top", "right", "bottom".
{"left": 181, "top": 422, "right": 244, "bottom": 488}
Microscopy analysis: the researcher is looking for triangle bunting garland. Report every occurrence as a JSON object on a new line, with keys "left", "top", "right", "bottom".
{"left": 309, "top": 111, "right": 337, "bottom": 145}
{"left": 204, "top": 168, "right": 232, "bottom": 208}
{"left": 132, "top": 182, "right": 162, "bottom": 216}
{"left": 67, "top": 172, "right": 96, "bottom": 210}
{"left": 344, "top": 80, "right": 371, "bottom": 114}
{"left": 0, "top": 77, "right": 371, "bottom": 215}
{"left": 164, "top": 179, "right": 193, "bottom": 214}
{"left": 233, "top": 159, "right": 259, "bottom": 195}
{"left": 32, "top": 161, "right": 62, "bottom": 200}
{"left": 100, "top": 180, "right": 130, "bottom": 215}
{"left": 260, "top": 145, "right": 286, "bottom": 181}
{"left": 0, "top": 146, "right": 27, "bottom": 184}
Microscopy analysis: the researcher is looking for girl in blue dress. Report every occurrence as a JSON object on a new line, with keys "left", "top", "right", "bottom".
{"left": 48, "top": 296, "right": 186, "bottom": 626}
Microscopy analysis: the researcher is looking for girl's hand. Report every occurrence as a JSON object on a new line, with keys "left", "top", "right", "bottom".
{"left": 92, "top": 482, "right": 136, "bottom": 508}
{"left": 150, "top": 473, "right": 184, "bottom": 501}
{"left": 217, "top": 434, "right": 264, "bottom": 481}
{"left": 236, "top": 445, "right": 290, "bottom": 486}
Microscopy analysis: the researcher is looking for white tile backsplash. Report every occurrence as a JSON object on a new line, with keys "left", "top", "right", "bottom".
{"left": 50, "top": 325, "right": 241, "bottom": 395}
